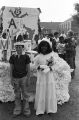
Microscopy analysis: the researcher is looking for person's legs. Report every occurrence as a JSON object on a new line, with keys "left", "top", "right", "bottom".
{"left": 21, "top": 76, "right": 31, "bottom": 116}
{"left": 13, "top": 78, "right": 21, "bottom": 115}
{"left": 67, "top": 57, "right": 75, "bottom": 79}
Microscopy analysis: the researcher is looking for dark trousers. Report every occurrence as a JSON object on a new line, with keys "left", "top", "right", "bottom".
{"left": 65, "top": 56, "right": 75, "bottom": 78}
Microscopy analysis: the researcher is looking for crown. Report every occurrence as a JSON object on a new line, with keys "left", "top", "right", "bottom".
{"left": 38, "top": 37, "right": 52, "bottom": 48}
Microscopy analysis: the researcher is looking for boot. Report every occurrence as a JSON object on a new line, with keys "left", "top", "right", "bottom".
{"left": 13, "top": 100, "right": 21, "bottom": 116}
{"left": 23, "top": 99, "right": 31, "bottom": 117}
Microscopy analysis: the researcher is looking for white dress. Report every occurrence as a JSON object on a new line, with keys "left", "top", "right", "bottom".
{"left": 34, "top": 51, "right": 71, "bottom": 115}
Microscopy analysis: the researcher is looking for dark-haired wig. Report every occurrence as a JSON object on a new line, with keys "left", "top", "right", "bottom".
{"left": 17, "top": 34, "right": 23, "bottom": 42}
{"left": 37, "top": 41, "right": 52, "bottom": 55}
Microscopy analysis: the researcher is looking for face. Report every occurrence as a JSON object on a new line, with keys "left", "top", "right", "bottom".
{"left": 40, "top": 42, "right": 48, "bottom": 54}
{"left": 55, "top": 34, "right": 59, "bottom": 38}
{"left": 15, "top": 45, "right": 23, "bottom": 55}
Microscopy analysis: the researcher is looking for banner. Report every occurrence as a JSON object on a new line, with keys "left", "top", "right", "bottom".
{"left": 3, "top": 7, "right": 40, "bottom": 40}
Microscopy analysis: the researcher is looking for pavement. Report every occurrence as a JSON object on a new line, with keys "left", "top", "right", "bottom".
{"left": 0, "top": 46, "right": 79, "bottom": 120}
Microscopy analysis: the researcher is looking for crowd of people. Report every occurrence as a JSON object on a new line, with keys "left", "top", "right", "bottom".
{"left": 34, "top": 30, "right": 77, "bottom": 79}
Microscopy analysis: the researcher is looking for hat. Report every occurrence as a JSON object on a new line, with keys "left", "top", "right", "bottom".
{"left": 11, "top": 49, "right": 16, "bottom": 52}
{"left": 14, "top": 42, "right": 24, "bottom": 47}
{"left": 38, "top": 38, "right": 52, "bottom": 48}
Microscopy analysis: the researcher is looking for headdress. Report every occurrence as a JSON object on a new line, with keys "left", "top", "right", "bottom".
{"left": 38, "top": 38, "right": 52, "bottom": 48}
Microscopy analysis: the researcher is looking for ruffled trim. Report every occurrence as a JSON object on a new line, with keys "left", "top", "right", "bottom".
{"left": 50, "top": 53, "right": 71, "bottom": 104}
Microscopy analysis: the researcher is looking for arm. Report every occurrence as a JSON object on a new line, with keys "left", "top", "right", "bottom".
{"left": 9, "top": 64, "right": 14, "bottom": 86}
{"left": 26, "top": 63, "right": 30, "bottom": 85}
{"left": 9, "top": 55, "right": 15, "bottom": 86}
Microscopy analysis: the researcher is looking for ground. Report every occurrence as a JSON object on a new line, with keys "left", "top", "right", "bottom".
{"left": 0, "top": 46, "right": 79, "bottom": 120}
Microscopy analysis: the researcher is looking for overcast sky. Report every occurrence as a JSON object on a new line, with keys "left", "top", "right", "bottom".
{"left": 0, "top": 0, "right": 79, "bottom": 22}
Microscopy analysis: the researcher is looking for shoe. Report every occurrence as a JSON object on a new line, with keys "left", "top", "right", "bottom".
{"left": 37, "top": 114, "right": 44, "bottom": 117}
{"left": 23, "top": 109, "right": 31, "bottom": 117}
{"left": 23, "top": 99, "right": 31, "bottom": 117}
{"left": 48, "top": 113, "right": 53, "bottom": 116}
{"left": 13, "top": 106, "right": 21, "bottom": 116}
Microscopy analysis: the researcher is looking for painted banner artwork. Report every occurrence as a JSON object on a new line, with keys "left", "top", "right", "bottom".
{"left": 3, "top": 7, "right": 40, "bottom": 40}
{"left": 1, "top": 7, "right": 40, "bottom": 60}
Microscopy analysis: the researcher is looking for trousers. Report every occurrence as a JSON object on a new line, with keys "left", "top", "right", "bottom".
{"left": 13, "top": 76, "right": 29, "bottom": 107}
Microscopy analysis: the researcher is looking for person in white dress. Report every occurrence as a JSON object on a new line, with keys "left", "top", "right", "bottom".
{"left": 33, "top": 38, "right": 72, "bottom": 116}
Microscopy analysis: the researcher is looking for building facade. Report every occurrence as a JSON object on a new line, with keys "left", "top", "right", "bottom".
{"left": 40, "top": 22, "right": 61, "bottom": 35}
{"left": 59, "top": 17, "right": 79, "bottom": 36}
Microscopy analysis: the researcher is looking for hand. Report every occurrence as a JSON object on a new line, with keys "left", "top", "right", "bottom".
{"left": 43, "top": 67, "right": 50, "bottom": 73}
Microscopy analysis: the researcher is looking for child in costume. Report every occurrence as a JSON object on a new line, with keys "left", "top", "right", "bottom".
{"left": 9, "top": 35, "right": 31, "bottom": 117}
{"left": 33, "top": 38, "right": 71, "bottom": 115}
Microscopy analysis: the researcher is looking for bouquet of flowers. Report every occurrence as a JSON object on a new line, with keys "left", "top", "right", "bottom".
{"left": 46, "top": 56, "right": 54, "bottom": 67}
{"left": 37, "top": 56, "right": 54, "bottom": 73}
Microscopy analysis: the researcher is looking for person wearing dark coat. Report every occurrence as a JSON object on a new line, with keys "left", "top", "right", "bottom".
{"left": 47, "top": 33, "right": 57, "bottom": 52}
{"left": 64, "top": 31, "right": 76, "bottom": 78}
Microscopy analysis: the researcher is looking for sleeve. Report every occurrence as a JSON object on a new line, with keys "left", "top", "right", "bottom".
{"left": 52, "top": 53, "right": 70, "bottom": 71}
{"left": 9, "top": 55, "right": 14, "bottom": 64}
{"left": 25, "top": 54, "right": 31, "bottom": 64}
{"left": 51, "top": 52, "right": 71, "bottom": 84}
{"left": 51, "top": 52, "right": 71, "bottom": 104}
